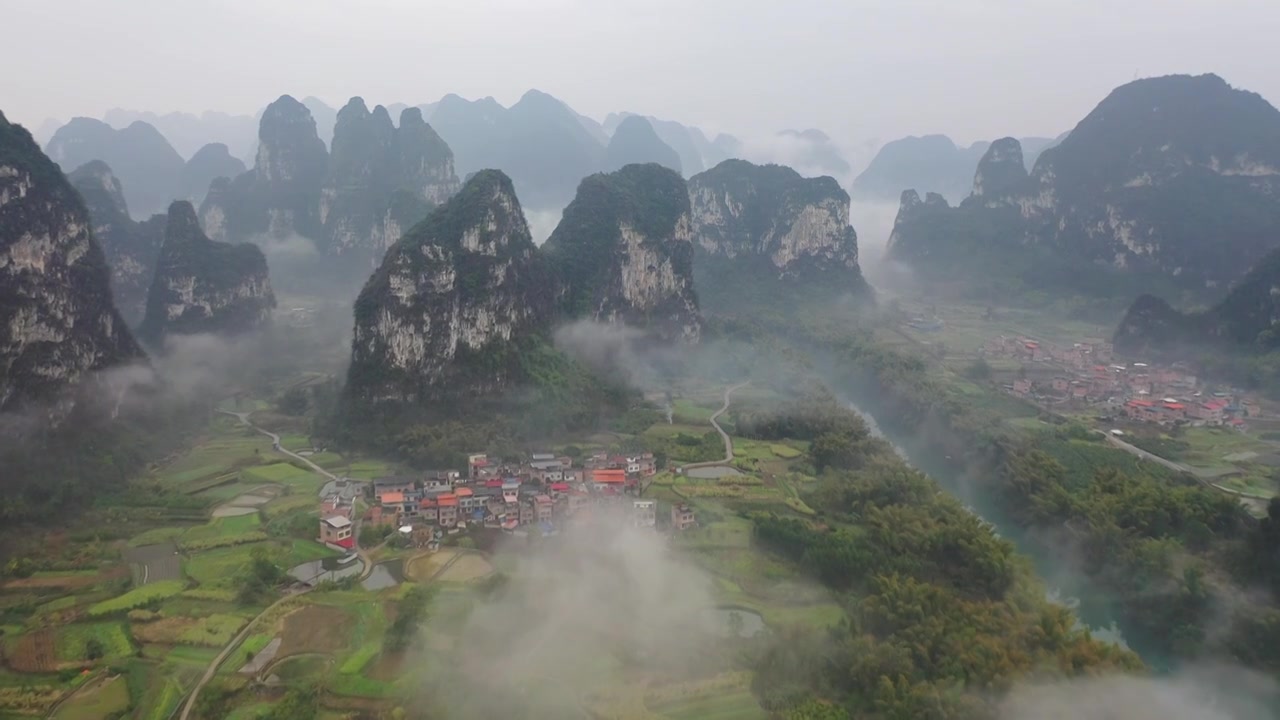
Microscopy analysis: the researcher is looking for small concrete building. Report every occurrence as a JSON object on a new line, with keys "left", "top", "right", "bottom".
{"left": 319, "top": 515, "right": 354, "bottom": 549}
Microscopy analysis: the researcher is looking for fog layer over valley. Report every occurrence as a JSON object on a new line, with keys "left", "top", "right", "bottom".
{"left": 5, "top": 4, "right": 1280, "bottom": 719}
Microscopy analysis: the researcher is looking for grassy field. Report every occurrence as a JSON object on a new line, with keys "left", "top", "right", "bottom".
{"left": 87, "top": 580, "right": 185, "bottom": 618}
{"left": 153, "top": 419, "right": 275, "bottom": 489}
{"left": 652, "top": 688, "right": 767, "bottom": 720}
{"left": 53, "top": 622, "right": 134, "bottom": 664}
{"left": 51, "top": 675, "right": 130, "bottom": 720}
{"left": 240, "top": 462, "right": 326, "bottom": 492}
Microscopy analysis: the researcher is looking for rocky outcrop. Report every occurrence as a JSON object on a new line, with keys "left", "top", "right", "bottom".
{"left": 0, "top": 111, "right": 143, "bottom": 411}
{"left": 543, "top": 164, "right": 702, "bottom": 342}
{"left": 45, "top": 117, "right": 185, "bottom": 218}
{"left": 139, "top": 201, "right": 275, "bottom": 343}
{"left": 68, "top": 162, "right": 166, "bottom": 326}
{"left": 967, "top": 137, "right": 1030, "bottom": 205}
{"left": 885, "top": 74, "right": 1280, "bottom": 298}
{"left": 200, "top": 96, "right": 457, "bottom": 276}
{"left": 605, "top": 116, "right": 682, "bottom": 174}
{"left": 688, "top": 159, "right": 869, "bottom": 296}
{"left": 198, "top": 95, "right": 329, "bottom": 243}
{"left": 179, "top": 143, "right": 245, "bottom": 206}
{"left": 347, "top": 170, "right": 551, "bottom": 403}
{"left": 320, "top": 99, "right": 458, "bottom": 268}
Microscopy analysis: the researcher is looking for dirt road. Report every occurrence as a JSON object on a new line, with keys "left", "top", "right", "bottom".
{"left": 682, "top": 381, "right": 750, "bottom": 470}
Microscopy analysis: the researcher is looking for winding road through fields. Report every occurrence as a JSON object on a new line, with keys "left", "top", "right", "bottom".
{"left": 178, "top": 410, "right": 371, "bottom": 720}
{"left": 682, "top": 381, "right": 751, "bottom": 471}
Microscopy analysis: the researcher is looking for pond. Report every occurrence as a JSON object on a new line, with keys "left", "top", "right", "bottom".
{"left": 288, "top": 555, "right": 364, "bottom": 585}
{"left": 701, "top": 606, "right": 767, "bottom": 638}
{"left": 361, "top": 559, "right": 405, "bottom": 591}
{"left": 686, "top": 466, "right": 742, "bottom": 479}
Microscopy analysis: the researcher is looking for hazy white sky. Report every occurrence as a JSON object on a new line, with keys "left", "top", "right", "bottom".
{"left": 7, "top": 0, "right": 1279, "bottom": 148}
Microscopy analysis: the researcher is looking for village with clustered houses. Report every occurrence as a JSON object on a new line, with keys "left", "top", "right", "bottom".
{"left": 316, "top": 450, "right": 699, "bottom": 553}
{"left": 985, "top": 335, "right": 1265, "bottom": 429}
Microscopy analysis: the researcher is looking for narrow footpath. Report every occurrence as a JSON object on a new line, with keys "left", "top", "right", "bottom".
{"left": 682, "top": 381, "right": 750, "bottom": 470}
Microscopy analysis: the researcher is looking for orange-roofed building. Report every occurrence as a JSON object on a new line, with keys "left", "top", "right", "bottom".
{"left": 592, "top": 469, "right": 626, "bottom": 485}
{"left": 436, "top": 493, "right": 459, "bottom": 526}
{"left": 380, "top": 491, "right": 405, "bottom": 505}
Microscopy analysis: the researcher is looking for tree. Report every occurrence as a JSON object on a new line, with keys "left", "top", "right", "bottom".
{"left": 85, "top": 638, "right": 104, "bottom": 661}
{"left": 276, "top": 387, "right": 311, "bottom": 416}
{"left": 4, "top": 557, "right": 35, "bottom": 579}
{"left": 964, "top": 358, "right": 992, "bottom": 380}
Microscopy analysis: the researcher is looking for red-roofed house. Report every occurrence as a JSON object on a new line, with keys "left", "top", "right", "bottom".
{"left": 436, "top": 493, "right": 458, "bottom": 526}
{"left": 419, "top": 497, "right": 438, "bottom": 523}
{"left": 1125, "top": 399, "right": 1158, "bottom": 422}
{"left": 592, "top": 469, "right": 627, "bottom": 486}
{"left": 1189, "top": 402, "right": 1226, "bottom": 425}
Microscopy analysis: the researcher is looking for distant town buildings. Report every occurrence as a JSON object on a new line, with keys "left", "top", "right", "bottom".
{"left": 984, "top": 333, "right": 1260, "bottom": 430}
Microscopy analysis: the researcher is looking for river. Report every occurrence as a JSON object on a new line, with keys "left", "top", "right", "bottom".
{"left": 842, "top": 398, "right": 1168, "bottom": 670}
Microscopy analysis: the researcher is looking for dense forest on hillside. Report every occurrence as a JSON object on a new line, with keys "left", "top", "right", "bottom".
{"left": 732, "top": 394, "right": 1140, "bottom": 718}
{"left": 760, "top": 311, "right": 1280, "bottom": 674}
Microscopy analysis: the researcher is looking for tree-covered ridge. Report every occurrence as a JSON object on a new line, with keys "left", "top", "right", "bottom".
{"left": 0, "top": 110, "right": 143, "bottom": 411}
{"left": 886, "top": 74, "right": 1280, "bottom": 300}
{"left": 346, "top": 169, "right": 553, "bottom": 406}
{"left": 138, "top": 201, "right": 275, "bottom": 343}
{"left": 1116, "top": 246, "right": 1280, "bottom": 360}
{"left": 763, "top": 311, "right": 1280, "bottom": 675}
{"left": 543, "top": 163, "right": 701, "bottom": 341}
{"left": 731, "top": 394, "right": 1139, "bottom": 718}
{"left": 69, "top": 161, "right": 166, "bottom": 327}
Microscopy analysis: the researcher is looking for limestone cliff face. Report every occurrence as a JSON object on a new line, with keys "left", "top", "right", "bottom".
{"left": 347, "top": 170, "right": 550, "bottom": 403}
{"left": 886, "top": 75, "right": 1280, "bottom": 297}
{"left": 688, "top": 159, "right": 868, "bottom": 294}
{"left": 967, "top": 137, "right": 1030, "bottom": 206}
{"left": 68, "top": 161, "right": 166, "bottom": 327}
{"left": 198, "top": 95, "right": 328, "bottom": 243}
{"left": 321, "top": 99, "right": 458, "bottom": 268}
{"left": 0, "top": 111, "right": 143, "bottom": 411}
{"left": 543, "top": 164, "right": 702, "bottom": 342}
{"left": 139, "top": 201, "right": 275, "bottom": 343}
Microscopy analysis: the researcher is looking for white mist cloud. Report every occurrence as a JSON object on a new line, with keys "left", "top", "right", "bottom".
{"left": 999, "top": 664, "right": 1280, "bottom": 720}
{"left": 252, "top": 232, "right": 319, "bottom": 261}
{"left": 413, "top": 520, "right": 718, "bottom": 717}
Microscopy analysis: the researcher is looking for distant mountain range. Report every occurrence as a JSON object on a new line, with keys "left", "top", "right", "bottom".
{"left": 884, "top": 74, "right": 1280, "bottom": 301}
{"left": 852, "top": 134, "right": 1063, "bottom": 203}
{"left": 45, "top": 118, "right": 245, "bottom": 217}
{"left": 45, "top": 90, "right": 869, "bottom": 216}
